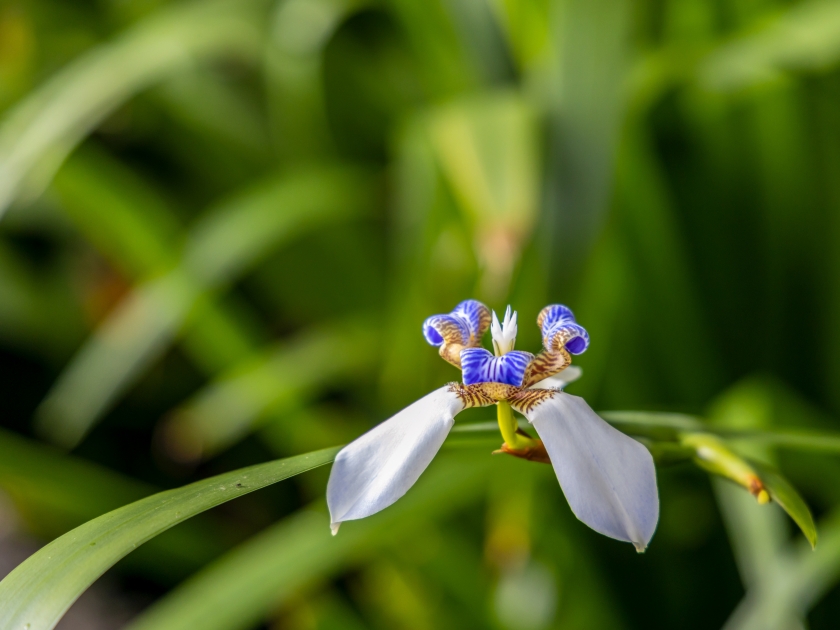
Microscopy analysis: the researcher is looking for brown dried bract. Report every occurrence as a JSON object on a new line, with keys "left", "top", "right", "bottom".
{"left": 494, "top": 438, "right": 552, "bottom": 464}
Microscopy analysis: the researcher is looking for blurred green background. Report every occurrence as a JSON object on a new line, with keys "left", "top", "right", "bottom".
{"left": 2, "top": 0, "right": 840, "bottom": 628}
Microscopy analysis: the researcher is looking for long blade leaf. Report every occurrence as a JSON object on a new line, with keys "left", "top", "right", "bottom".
{"left": 0, "top": 447, "right": 338, "bottom": 630}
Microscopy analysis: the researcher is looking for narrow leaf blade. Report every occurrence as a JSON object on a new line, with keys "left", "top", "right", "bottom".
{"left": 752, "top": 459, "right": 818, "bottom": 549}
{"left": 0, "top": 447, "right": 339, "bottom": 630}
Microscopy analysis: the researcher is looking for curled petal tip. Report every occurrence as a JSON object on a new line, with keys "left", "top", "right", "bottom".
{"left": 634, "top": 542, "right": 647, "bottom": 553}
{"left": 330, "top": 522, "right": 341, "bottom": 536}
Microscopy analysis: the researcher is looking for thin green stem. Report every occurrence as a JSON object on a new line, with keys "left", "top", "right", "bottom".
{"left": 496, "top": 401, "right": 536, "bottom": 450}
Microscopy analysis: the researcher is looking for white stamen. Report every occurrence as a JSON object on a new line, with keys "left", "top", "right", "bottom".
{"left": 491, "top": 306, "right": 518, "bottom": 356}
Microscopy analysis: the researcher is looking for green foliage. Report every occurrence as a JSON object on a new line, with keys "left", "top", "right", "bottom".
{"left": 0, "top": 448, "right": 338, "bottom": 630}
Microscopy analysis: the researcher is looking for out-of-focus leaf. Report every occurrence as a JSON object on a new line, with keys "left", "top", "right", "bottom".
{"left": 600, "top": 410, "right": 703, "bottom": 439}
{"left": 699, "top": 0, "right": 840, "bottom": 91}
{"left": 724, "top": 510, "right": 840, "bottom": 630}
{"left": 181, "top": 166, "right": 372, "bottom": 286}
{"left": 717, "top": 427, "right": 840, "bottom": 453}
{"left": 427, "top": 92, "right": 539, "bottom": 299}
{"left": 612, "top": 124, "right": 722, "bottom": 404}
{"left": 490, "top": 0, "right": 550, "bottom": 71}
{"left": 0, "top": 0, "right": 267, "bottom": 216}
{"left": 35, "top": 271, "right": 196, "bottom": 447}
{"left": 163, "top": 322, "right": 377, "bottom": 460}
{"left": 37, "top": 166, "right": 373, "bottom": 448}
{"left": 452, "top": 413, "right": 840, "bottom": 453}
{"left": 707, "top": 379, "right": 795, "bottom": 623}
{"left": 445, "top": 0, "right": 513, "bottom": 85}
{"left": 0, "top": 427, "right": 226, "bottom": 580}
{"left": 386, "top": 0, "right": 474, "bottom": 97}
{"left": 543, "top": 0, "right": 632, "bottom": 280}
{"left": 750, "top": 460, "right": 817, "bottom": 549}
{"left": 0, "top": 241, "right": 84, "bottom": 358}
{"left": 706, "top": 451, "right": 816, "bottom": 550}
{"left": 53, "top": 149, "right": 264, "bottom": 372}
{"left": 0, "top": 447, "right": 339, "bottom": 630}
{"left": 123, "top": 453, "right": 490, "bottom": 630}
{"left": 267, "top": 0, "right": 365, "bottom": 163}
{"left": 154, "top": 69, "right": 270, "bottom": 158}
{"left": 52, "top": 150, "right": 181, "bottom": 279}
{"left": 0, "top": 427, "right": 152, "bottom": 530}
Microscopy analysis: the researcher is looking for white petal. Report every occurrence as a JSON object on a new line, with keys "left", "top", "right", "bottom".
{"left": 524, "top": 393, "right": 658, "bottom": 551}
{"left": 327, "top": 385, "right": 464, "bottom": 531}
{"left": 529, "top": 366, "right": 583, "bottom": 390}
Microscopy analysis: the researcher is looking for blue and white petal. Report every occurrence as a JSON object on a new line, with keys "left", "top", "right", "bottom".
{"left": 461, "top": 348, "right": 533, "bottom": 387}
{"left": 452, "top": 300, "right": 492, "bottom": 340}
{"left": 538, "top": 304, "right": 589, "bottom": 355}
{"left": 423, "top": 313, "right": 470, "bottom": 347}
{"left": 326, "top": 385, "right": 465, "bottom": 534}
{"left": 520, "top": 393, "right": 659, "bottom": 551}
{"left": 423, "top": 300, "right": 491, "bottom": 348}
{"left": 423, "top": 300, "right": 491, "bottom": 368}
{"left": 538, "top": 304, "right": 576, "bottom": 331}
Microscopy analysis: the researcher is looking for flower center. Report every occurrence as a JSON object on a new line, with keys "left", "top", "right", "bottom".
{"left": 491, "top": 306, "right": 517, "bottom": 356}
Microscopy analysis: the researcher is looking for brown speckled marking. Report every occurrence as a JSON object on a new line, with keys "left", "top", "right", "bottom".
{"left": 472, "top": 304, "right": 492, "bottom": 340}
{"left": 521, "top": 349, "right": 570, "bottom": 387}
{"left": 434, "top": 303, "right": 491, "bottom": 369}
{"left": 447, "top": 382, "right": 495, "bottom": 408}
{"left": 449, "top": 382, "right": 559, "bottom": 413}
{"left": 432, "top": 318, "right": 469, "bottom": 368}
{"left": 508, "top": 388, "right": 558, "bottom": 414}
{"left": 477, "top": 382, "right": 519, "bottom": 401}
{"left": 521, "top": 326, "right": 573, "bottom": 387}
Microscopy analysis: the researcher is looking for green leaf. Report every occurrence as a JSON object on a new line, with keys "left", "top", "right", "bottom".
{"left": 751, "top": 459, "right": 818, "bottom": 550}
{"left": 123, "top": 454, "right": 491, "bottom": 630}
{"left": 599, "top": 410, "right": 704, "bottom": 439}
{"left": 0, "top": 427, "right": 225, "bottom": 580}
{"left": 163, "top": 322, "right": 377, "bottom": 459}
{"left": 699, "top": 0, "right": 840, "bottom": 91}
{"left": 37, "top": 166, "right": 373, "bottom": 448}
{"left": 603, "top": 410, "right": 840, "bottom": 453}
{"left": 0, "top": 446, "right": 339, "bottom": 630}
{"left": 0, "top": 0, "right": 267, "bottom": 216}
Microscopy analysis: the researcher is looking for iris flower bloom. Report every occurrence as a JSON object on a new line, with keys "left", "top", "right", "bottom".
{"left": 327, "top": 301, "right": 659, "bottom": 551}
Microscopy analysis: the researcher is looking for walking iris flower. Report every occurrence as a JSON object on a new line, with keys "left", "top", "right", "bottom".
{"left": 327, "top": 300, "right": 659, "bottom": 551}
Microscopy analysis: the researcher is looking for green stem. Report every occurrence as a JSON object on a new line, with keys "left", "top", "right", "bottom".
{"left": 496, "top": 401, "right": 536, "bottom": 450}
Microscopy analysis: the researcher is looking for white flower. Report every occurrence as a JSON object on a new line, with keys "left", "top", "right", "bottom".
{"left": 326, "top": 301, "right": 659, "bottom": 551}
